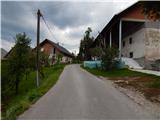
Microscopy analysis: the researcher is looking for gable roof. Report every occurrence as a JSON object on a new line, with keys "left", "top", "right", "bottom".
{"left": 93, "top": 1, "right": 142, "bottom": 46}
{"left": 40, "top": 39, "right": 73, "bottom": 57}
{"left": 1, "top": 48, "right": 7, "bottom": 58}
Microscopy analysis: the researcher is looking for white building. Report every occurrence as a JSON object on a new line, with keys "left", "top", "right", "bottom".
{"left": 93, "top": 1, "right": 160, "bottom": 70}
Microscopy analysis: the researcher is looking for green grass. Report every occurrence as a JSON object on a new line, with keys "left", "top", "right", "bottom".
{"left": 2, "top": 64, "right": 66, "bottom": 120}
{"left": 149, "top": 79, "right": 160, "bottom": 88}
{"left": 82, "top": 65, "right": 160, "bottom": 88}
{"left": 83, "top": 66, "right": 151, "bottom": 77}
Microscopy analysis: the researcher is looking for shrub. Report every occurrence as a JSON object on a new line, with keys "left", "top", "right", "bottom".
{"left": 26, "top": 90, "right": 41, "bottom": 102}
{"left": 101, "top": 47, "right": 118, "bottom": 70}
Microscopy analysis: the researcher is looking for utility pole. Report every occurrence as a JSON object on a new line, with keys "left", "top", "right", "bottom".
{"left": 36, "top": 9, "right": 41, "bottom": 87}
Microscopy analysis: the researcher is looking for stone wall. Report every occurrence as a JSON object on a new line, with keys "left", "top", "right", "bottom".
{"left": 144, "top": 28, "right": 160, "bottom": 61}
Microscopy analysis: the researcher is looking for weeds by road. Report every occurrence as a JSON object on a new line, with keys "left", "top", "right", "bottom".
{"left": 2, "top": 64, "right": 66, "bottom": 120}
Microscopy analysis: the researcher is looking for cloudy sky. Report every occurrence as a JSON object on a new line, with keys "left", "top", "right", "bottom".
{"left": 1, "top": 0, "right": 138, "bottom": 53}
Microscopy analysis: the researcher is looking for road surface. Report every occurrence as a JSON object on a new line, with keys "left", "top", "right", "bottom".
{"left": 18, "top": 64, "right": 154, "bottom": 120}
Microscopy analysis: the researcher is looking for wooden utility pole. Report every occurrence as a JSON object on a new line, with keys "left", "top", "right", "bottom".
{"left": 36, "top": 9, "right": 41, "bottom": 87}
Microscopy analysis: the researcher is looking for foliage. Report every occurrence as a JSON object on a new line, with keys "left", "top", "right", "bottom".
{"left": 1, "top": 60, "right": 14, "bottom": 98}
{"left": 2, "top": 64, "right": 66, "bottom": 120}
{"left": 7, "top": 33, "right": 31, "bottom": 94}
{"left": 149, "top": 79, "right": 160, "bottom": 88}
{"left": 140, "top": 1, "right": 160, "bottom": 20}
{"left": 57, "top": 53, "right": 63, "bottom": 64}
{"left": 72, "top": 56, "right": 81, "bottom": 64}
{"left": 101, "top": 47, "right": 118, "bottom": 70}
{"left": 40, "top": 51, "right": 49, "bottom": 67}
{"left": 78, "top": 27, "right": 94, "bottom": 60}
{"left": 28, "top": 51, "right": 36, "bottom": 70}
{"left": 90, "top": 47, "right": 103, "bottom": 60}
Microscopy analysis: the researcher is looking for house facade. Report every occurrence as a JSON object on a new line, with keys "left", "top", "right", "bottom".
{"left": 39, "top": 39, "right": 73, "bottom": 64}
{"left": 92, "top": 1, "right": 160, "bottom": 69}
{"left": 121, "top": 22, "right": 160, "bottom": 61}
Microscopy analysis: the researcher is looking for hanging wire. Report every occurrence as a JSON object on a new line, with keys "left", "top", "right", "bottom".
{"left": 33, "top": 9, "right": 73, "bottom": 52}
{"left": 41, "top": 13, "right": 59, "bottom": 43}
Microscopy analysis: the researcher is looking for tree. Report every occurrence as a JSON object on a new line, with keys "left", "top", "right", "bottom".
{"left": 140, "top": 1, "right": 160, "bottom": 20}
{"left": 79, "top": 27, "right": 94, "bottom": 60}
{"left": 101, "top": 47, "right": 118, "bottom": 70}
{"left": 90, "top": 47, "right": 103, "bottom": 60}
{"left": 8, "top": 33, "right": 31, "bottom": 94}
{"left": 40, "top": 51, "right": 49, "bottom": 67}
{"left": 1, "top": 60, "right": 14, "bottom": 99}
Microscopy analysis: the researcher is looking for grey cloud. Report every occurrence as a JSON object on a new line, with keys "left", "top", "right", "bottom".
{"left": 1, "top": 1, "right": 137, "bottom": 52}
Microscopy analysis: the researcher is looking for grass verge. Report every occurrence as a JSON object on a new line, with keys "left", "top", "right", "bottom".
{"left": 81, "top": 65, "right": 159, "bottom": 78}
{"left": 2, "top": 64, "right": 66, "bottom": 120}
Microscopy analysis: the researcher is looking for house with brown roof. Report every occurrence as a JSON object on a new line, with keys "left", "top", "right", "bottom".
{"left": 92, "top": 1, "right": 160, "bottom": 70}
{"left": 39, "top": 39, "right": 73, "bottom": 64}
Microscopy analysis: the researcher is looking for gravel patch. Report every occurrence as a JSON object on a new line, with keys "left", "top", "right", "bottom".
{"left": 100, "top": 76, "right": 160, "bottom": 119}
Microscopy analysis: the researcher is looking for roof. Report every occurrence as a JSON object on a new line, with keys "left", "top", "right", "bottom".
{"left": 1, "top": 48, "right": 8, "bottom": 59}
{"left": 40, "top": 39, "right": 73, "bottom": 57}
{"left": 93, "top": 1, "right": 141, "bottom": 45}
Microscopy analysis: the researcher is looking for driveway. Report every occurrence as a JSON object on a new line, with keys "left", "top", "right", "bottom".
{"left": 18, "top": 64, "right": 154, "bottom": 119}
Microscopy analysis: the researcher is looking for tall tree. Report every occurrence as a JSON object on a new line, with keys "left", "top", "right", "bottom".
{"left": 8, "top": 33, "right": 31, "bottom": 94}
{"left": 79, "top": 27, "right": 94, "bottom": 60}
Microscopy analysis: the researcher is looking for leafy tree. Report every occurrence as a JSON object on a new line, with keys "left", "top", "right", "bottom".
{"left": 79, "top": 27, "right": 94, "bottom": 60}
{"left": 90, "top": 47, "right": 103, "bottom": 60}
{"left": 40, "top": 51, "right": 49, "bottom": 67}
{"left": 101, "top": 47, "right": 118, "bottom": 70}
{"left": 8, "top": 33, "right": 31, "bottom": 94}
{"left": 28, "top": 50, "right": 36, "bottom": 70}
{"left": 140, "top": 1, "right": 160, "bottom": 20}
{"left": 1, "top": 60, "right": 14, "bottom": 99}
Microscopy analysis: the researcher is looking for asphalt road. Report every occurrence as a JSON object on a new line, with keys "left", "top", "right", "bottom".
{"left": 18, "top": 64, "right": 154, "bottom": 120}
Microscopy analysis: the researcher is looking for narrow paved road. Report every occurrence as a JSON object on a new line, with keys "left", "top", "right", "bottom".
{"left": 18, "top": 64, "right": 154, "bottom": 120}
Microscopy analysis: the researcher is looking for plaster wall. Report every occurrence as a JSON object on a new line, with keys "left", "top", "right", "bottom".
{"left": 144, "top": 28, "right": 160, "bottom": 60}
{"left": 122, "top": 28, "right": 145, "bottom": 58}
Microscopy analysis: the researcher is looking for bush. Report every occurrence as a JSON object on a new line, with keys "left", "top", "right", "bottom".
{"left": 26, "top": 90, "right": 41, "bottom": 102}
{"left": 101, "top": 47, "right": 118, "bottom": 70}
{"left": 1, "top": 60, "right": 15, "bottom": 100}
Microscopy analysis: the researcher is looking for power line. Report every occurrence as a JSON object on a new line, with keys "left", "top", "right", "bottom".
{"left": 41, "top": 14, "right": 59, "bottom": 43}
{"left": 38, "top": 10, "right": 73, "bottom": 51}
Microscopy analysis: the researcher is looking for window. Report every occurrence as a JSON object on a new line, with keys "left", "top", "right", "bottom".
{"left": 129, "top": 37, "right": 132, "bottom": 44}
{"left": 129, "top": 52, "right": 133, "bottom": 58}
{"left": 123, "top": 41, "right": 125, "bottom": 47}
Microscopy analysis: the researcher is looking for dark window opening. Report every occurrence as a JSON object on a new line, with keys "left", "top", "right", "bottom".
{"left": 129, "top": 37, "right": 132, "bottom": 44}
{"left": 129, "top": 52, "right": 133, "bottom": 58}
{"left": 123, "top": 41, "right": 125, "bottom": 47}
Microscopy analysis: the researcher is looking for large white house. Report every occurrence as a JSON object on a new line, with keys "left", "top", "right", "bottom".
{"left": 92, "top": 1, "right": 160, "bottom": 70}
